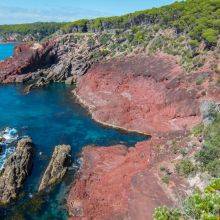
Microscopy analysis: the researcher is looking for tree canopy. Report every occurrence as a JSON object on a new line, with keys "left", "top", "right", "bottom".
{"left": 0, "top": 0, "right": 219, "bottom": 45}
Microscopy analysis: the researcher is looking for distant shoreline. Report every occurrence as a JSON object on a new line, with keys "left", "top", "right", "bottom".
{"left": 0, "top": 41, "right": 20, "bottom": 45}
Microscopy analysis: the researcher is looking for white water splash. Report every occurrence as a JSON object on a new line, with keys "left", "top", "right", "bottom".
{"left": 0, "top": 127, "right": 19, "bottom": 170}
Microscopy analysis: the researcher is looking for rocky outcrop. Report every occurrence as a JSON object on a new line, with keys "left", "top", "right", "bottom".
{"left": 0, "top": 41, "right": 57, "bottom": 84}
{"left": 0, "top": 34, "right": 103, "bottom": 92}
{"left": 38, "top": 145, "right": 71, "bottom": 192}
{"left": 0, "top": 138, "right": 34, "bottom": 204}
{"left": 26, "top": 34, "right": 103, "bottom": 90}
{"left": 75, "top": 53, "right": 205, "bottom": 135}
{"left": 68, "top": 141, "right": 174, "bottom": 220}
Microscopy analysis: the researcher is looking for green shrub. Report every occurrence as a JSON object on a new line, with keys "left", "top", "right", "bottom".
{"left": 154, "top": 179, "right": 220, "bottom": 220}
{"left": 161, "top": 174, "right": 170, "bottom": 184}
{"left": 192, "top": 123, "right": 204, "bottom": 136}
{"left": 202, "top": 28, "right": 218, "bottom": 45}
{"left": 100, "top": 49, "right": 110, "bottom": 57}
{"left": 206, "top": 159, "right": 220, "bottom": 177}
{"left": 180, "top": 148, "right": 188, "bottom": 157}
{"left": 196, "top": 76, "right": 204, "bottom": 85}
{"left": 189, "top": 39, "right": 200, "bottom": 49}
{"left": 100, "top": 34, "right": 111, "bottom": 45}
{"left": 196, "top": 114, "right": 220, "bottom": 177}
{"left": 176, "top": 159, "right": 196, "bottom": 177}
{"left": 90, "top": 18, "right": 102, "bottom": 30}
{"left": 134, "top": 31, "right": 145, "bottom": 43}
{"left": 178, "top": 35, "right": 186, "bottom": 42}
{"left": 153, "top": 206, "right": 182, "bottom": 220}
{"left": 184, "top": 186, "right": 220, "bottom": 219}
{"left": 196, "top": 145, "right": 220, "bottom": 170}
{"left": 205, "top": 178, "right": 220, "bottom": 193}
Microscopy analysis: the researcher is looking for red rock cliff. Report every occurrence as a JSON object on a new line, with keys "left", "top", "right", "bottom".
{"left": 0, "top": 41, "right": 56, "bottom": 83}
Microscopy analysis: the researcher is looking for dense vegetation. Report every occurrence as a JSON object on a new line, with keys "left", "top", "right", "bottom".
{"left": 1, "top": 0, "right": 219, "bottom": 46}
{"left": 0, "top": 22, "right": 64, "bottom": 41}
{"left": 66, "top": 23, "right": 212, "bottom": 72}
{"left": 195, "top": 114, "right": 220, "bottom": 178}
{"left": 63, "top": 0, "right": 220, "bottom": 46}
{"left": 154, "top": 178, "right": 220, "bottom": 220}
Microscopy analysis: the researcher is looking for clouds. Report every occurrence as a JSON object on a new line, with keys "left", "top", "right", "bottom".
{"left": 0, "top": 5, "right": 111, "bottom": 24}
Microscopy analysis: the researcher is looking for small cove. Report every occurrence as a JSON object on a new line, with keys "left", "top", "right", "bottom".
{"left": 0, "top": 44, "right": 148, "bottom": 219}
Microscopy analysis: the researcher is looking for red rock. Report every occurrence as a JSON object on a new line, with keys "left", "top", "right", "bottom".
{"left": 0, "top": 41, "right": 56, "bottom": 83}
{"left": 68, "top": 53, "right": 220, "bottom": 219}
{"left": 68, "top": 140, "right": 173, "bottom": 220}
{"left": 75, "top": 53, "right": 202, "bottom": 135}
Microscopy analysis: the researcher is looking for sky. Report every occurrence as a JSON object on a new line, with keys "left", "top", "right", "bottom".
{"left": 0, "top": 0, "right": 176, "bottom": 25}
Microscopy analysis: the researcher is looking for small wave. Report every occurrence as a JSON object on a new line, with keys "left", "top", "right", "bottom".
{"left": 0, "top": 127, "right": 27, "bottom": 170}
{"left": 0, "top": 146, "right": 16, "bottom": 170}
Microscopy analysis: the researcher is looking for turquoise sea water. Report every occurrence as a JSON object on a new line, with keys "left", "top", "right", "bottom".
{"left": 0, "top": 45, "right": 147, "bottom": 219}
{"left": 0, "top": 43, "right": 15, "bottom": 61}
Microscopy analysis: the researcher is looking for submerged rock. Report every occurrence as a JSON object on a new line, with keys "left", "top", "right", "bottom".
{"left": 38, "top": 145, "right": 71, "bottom": 192}
{"left": 0, "top": 138, "right": 34, "bottom": 204}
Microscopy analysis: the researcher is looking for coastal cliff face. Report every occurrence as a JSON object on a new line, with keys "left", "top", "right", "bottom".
{"left": 0, "top": 41, "right": 57, "bottom": 83}
{"left": 0, "top": 34, "right": 104, "bottom": 91}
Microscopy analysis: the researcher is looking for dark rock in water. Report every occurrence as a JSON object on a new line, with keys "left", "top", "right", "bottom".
{"left": 0, "top": 138, "right": 34, "bottom": 204}
{"left": 38, "top": 145, "right": 71, "bottom": 192}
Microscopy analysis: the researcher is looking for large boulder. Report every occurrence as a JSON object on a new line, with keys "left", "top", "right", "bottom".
{"left": 0, "top": 138, "right": 34, "bottom": 204}
{"left": 38, "top": 145, "right": 71, "bottom": 192}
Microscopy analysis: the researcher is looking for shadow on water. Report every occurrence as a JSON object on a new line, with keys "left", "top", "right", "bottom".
{"left": 0, "top": 84, "right": 148, "bottom": 220}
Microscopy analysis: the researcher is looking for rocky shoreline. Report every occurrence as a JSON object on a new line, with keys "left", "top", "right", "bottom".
{"left": 73, "top": 90, "right": 150, "bottom": 136}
